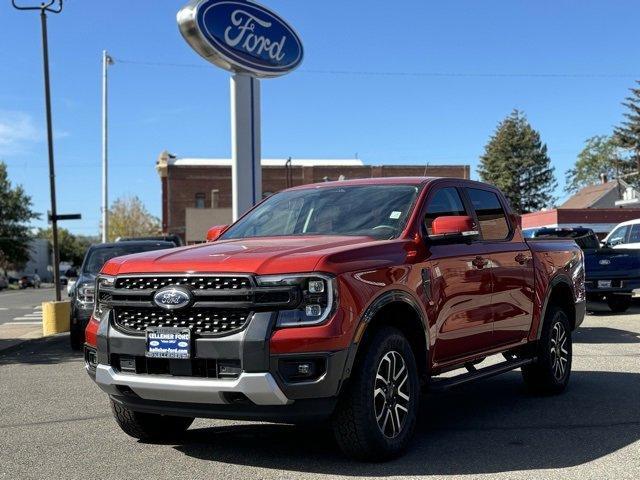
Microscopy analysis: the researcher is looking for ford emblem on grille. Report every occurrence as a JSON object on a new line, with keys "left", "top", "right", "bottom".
{"left": 153, "top": 286, "right": 193, "bottom": 310}
{"left": 599, "top": 259, "right": 611, "bottom": 265}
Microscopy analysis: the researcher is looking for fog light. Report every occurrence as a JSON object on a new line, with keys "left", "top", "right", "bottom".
{"left": 297, "top": 363, "right": 312, "bottom": 375}
{"left": 305, "top": 304, "right": 322, "bottom": 316}
{"left": 308, "top": 280, "right": 325, "bottom": 293}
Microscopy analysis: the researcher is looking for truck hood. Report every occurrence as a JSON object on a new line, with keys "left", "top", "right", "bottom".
{"left": 101, "top": 235, "right": 413, "bottom": 276}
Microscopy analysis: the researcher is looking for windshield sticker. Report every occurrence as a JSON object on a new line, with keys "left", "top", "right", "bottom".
{"left": 389, "top": 211, "right": 402, "bottom": 219}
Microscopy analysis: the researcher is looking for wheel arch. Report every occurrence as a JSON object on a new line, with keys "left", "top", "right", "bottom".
{"left": 538, "top": 276, "right": 577, "bottom": 338}
{"left": 343, "top": 290, "right": 429, "bottom": 383}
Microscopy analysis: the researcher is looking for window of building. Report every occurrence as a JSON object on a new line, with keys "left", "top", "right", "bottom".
{"left": 195, "top": 193, "right": 206, "bottom": 209}
{"left": 423, "top": 187, "right": 467, "bottom": 235}
{"left": 210, "top": 189, "right": 219, "bottom": 208}
{"left": 466, "top": 188, "right": 510, "bottom": 240}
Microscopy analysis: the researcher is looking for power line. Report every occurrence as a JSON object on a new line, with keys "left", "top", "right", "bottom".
{"left": 113, "top": 57, "right": 639, "bottom": 79}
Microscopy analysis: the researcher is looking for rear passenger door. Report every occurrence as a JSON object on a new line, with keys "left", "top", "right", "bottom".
{"left": 463, "top": 187, "right": 535, "bottom": 347}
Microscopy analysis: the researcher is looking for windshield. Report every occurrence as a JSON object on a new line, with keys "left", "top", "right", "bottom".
{"left": 221, "top": 184, "right": 420, "bottom": 240}
{"left": 82, "top": 243, "right": 173, "bottom": 275}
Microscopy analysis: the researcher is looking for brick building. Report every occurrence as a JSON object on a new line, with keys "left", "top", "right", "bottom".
{"left": 156, "top": 151, "right": 471, "bottom": 243}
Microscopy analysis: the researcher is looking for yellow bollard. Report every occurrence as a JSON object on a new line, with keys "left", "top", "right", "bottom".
{"left": 42, "top": 301, "right": 71, "bottom": 336}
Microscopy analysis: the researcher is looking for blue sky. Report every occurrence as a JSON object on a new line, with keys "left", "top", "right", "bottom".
{"left": 1, "top": 0, "right": 639, "bottom": 235}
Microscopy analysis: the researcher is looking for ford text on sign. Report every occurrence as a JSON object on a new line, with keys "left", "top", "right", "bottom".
{"left": 178, "top": 0, "right": 303, "bottom": 78}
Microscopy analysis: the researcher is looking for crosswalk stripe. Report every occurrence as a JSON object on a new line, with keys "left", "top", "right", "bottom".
{"left": 4, "top": 321, "right": 42, "bottom": 326}
{"left": 12, "top": 317, "right": 42, "bottom": 321}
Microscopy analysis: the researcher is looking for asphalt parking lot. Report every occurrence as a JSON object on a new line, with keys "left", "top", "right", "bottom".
{"left": 0, "top": 302, "right": 638, "bottom": 480}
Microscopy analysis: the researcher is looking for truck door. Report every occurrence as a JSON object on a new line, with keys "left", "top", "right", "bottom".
{"left": 419, "top": 186, "right": 495, "bottom": 363}
{"left": 463, "top": 187, "right": 535, "bottom": 347}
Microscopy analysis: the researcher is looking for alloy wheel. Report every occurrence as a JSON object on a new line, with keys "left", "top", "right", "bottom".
{"left": 549, "top": 321, "right": 569, "bottom": 381}
{"left": 374, "top": 350, "right": 410, "bottom": 438}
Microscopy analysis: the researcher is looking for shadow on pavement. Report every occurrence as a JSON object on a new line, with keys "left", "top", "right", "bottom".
{"left": 175, "top": 370, "right": 640, "bottom": 475}
{"left": 0, "top": 334, "right": 81, "bottom": 365}
{"left": 573, "top": 326, "right": 640, "bottom": 344}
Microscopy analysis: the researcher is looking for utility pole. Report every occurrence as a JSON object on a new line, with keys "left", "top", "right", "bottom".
{"left": 102, "top": 50, "right": 114, "bottom": 242}
{"left": 12, "top": 0, "right": 64, "bottom": 301}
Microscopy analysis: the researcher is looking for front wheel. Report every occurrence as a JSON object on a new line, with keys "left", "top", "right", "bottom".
{"left": 522, "top": 306, "right": 572, "bottom": 395}
{"left": 332, "top": 327, "right": 419, "bottom": 461}
{"left": 606, "top": 295, "right": 632, "bottom": 313}
{"left": 111, "top": 400, "right": 194, "bottom": 441}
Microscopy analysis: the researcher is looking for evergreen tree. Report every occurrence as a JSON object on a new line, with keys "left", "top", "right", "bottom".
{"left": 614, "top": 80, "right": 640, "bottom": 177}
{"left": 0, "top": 161, "right": 38, "bottom": 273}
{"left": 565, "top": 135, "right": 632, "bottom": 193}
{"left": 478, "top": 110, "right": 556, "bottom": 213}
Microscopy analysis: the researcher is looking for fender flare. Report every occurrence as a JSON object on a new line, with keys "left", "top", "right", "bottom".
{"left": 341, "top": 289, "right": 430, "bottom": 381}
{"left": 536, "top": 274, "right": 574, "bottom": 339}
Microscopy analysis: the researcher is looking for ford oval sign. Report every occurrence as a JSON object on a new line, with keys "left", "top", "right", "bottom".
{"left": 153, "top": 286, "right": 193, "bottom": 310}
{"left": 177, "top": 0, "right": 303, "bottom": 78}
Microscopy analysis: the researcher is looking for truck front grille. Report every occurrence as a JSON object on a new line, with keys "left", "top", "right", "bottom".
{"left": 115, "top": 275, "right": 251, "bottom": 291}
{"left": 113, "top": 308, "right": 251, "bottom": 335}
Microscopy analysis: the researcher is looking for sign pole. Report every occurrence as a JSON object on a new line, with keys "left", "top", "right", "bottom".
{"left": 230, "top": 74, "right": 261, "bottom": 221}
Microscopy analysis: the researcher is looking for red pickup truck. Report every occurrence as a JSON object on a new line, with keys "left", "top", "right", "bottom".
{"left": 85, "top": 177, "right": 585, "bottom": 460}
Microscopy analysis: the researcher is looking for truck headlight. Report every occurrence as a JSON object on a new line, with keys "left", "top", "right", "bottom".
{"left": 92, "top": 275, "right": 115, "bottom": 321}
{"left": 256, "top": 274, "right": 336, "bottom": 327}
{"left": 76, "top": 283, "right": 95, "bottom": 307}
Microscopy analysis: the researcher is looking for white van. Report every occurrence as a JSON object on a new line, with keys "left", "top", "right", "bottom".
{"left": 603, "top": 218, "right": 640, "bottom": 248}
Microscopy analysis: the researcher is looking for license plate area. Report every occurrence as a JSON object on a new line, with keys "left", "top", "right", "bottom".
{"left": 597, "top": 280, "right": 612, "bottom": 289}
{"left": 146, "top": 327, "right": 191, "bottom": 359}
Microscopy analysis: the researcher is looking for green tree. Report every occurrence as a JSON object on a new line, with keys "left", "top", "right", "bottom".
{"left": 37, "top": 227, "right": 96, "bottom": 266}
{"left": 478, "top": 110, "right": 557, "bottom": 213}
{"left": 107, "top": 196, "right": 160, "bottom": 241}
{"left": 0, "top": 161, "right": 38, "bottom": 273}
{"left": 614, "top": 80, "right": 640, "bottom": 176}
{"left": 564, "top": 135, "right": 633, "bottom": 193}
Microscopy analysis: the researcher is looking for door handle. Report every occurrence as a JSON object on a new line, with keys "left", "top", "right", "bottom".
{"left": 515, "top": 253, "right": 530, "bottom": 265}
{"left": 472, "top": 256, "right": 488, "bottom": 269}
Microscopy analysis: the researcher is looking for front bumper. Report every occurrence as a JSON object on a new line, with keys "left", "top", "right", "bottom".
{"left": 88, "top": 309, "right": 351, "bottom": 418}
{"left": 95, "top": 365, "right": 290, "bottom": 405}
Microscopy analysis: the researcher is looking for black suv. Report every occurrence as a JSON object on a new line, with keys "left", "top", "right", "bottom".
{"left": 70, "top": 241, "right": 176, "bottom": 350}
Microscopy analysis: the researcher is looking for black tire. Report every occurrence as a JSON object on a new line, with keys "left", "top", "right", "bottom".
{"left": 332, "top": 327, "right": 419, "bottom": 461}
{"left": 111, "top": 400, "right": 194, "bottom": 441}
{"left": 522, "top": 306, "right": 572, "bottom": 395}
{"left": 606, "top": 295, "right": 631, "bottom": 313}
{"left": 69, "top": 322, "right": 84, "bottom": 351}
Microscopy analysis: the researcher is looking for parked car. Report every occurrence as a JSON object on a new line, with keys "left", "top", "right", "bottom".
{"left": 531, "top": 226, "right": 640, "bottom": 312}
{"left": 0, "top": 275, "right": 8, "bottom": 291}
{"left": 601, "top": 218, "right": 640, "bottom": 249}
{"left": 19, "top": 274, "right": 41, "bottom": 289}
{"left": 69, "top": 241, "right": 176, "bottom": 350}
{"left": 85, "top": 178, "right": 584, "bottom": 461}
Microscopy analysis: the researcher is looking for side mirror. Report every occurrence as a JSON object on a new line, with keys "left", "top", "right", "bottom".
{"left": 206, "top": 225, "right": 228, "bottom": 242}
{"left": 428, "top": 215, "right": 479, "bottom": 244}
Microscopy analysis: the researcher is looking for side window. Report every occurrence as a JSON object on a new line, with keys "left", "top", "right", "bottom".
{"left": 629, "top": 225, "right": 640, "bottom": 243}
{"left": 608, "top": 225, "right": 630, "bottom": 245}
{"left": 466, "top": 188, "right": 510, "bottom": 240}
{"left": 423, "top": 187, "right": 467, "bottom": 235}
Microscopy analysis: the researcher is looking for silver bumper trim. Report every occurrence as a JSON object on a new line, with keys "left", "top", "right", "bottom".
{"left": 95, "top": 365, "right": 291, "bottom": 406}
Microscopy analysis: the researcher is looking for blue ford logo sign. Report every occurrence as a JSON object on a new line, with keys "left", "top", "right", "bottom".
{"left": 153, "top": 286, "right": 193, "bottom": 310}
{"left": 177, "top": 0, "right": 303, "bottom": 78}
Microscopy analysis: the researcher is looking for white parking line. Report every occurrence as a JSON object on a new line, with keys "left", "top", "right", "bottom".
{"left": 12, "top": 317, "right": 43, "bottom": 321}
{"left": 3, "top": 321, "right": 42, "bottom": 326}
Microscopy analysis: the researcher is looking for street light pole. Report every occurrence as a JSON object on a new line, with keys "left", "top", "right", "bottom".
{"left": 101, "top": 50, "right": 114, "bottom": 243}
{"left": 12, "top": 0, "right": 64, "bottom": 301}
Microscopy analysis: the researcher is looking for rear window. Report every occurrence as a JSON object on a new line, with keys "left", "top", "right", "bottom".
{"left": 466, "top": 188, "right": 510, "bottom": 240}
{"left": 532, "top": 229, "right": 600, "bottom": 250}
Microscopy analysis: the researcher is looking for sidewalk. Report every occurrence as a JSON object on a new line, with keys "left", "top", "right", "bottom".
{"left": 0, "top": 322, "right": 45, "bottom": 353}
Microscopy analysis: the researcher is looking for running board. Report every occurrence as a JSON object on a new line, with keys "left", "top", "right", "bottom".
{"left": 429, "top": 358, "right": 536, "bottom": 392}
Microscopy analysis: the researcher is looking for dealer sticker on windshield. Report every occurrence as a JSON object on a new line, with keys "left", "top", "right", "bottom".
{"left": 145, "top": 327, "right": 191, "bottom": 359}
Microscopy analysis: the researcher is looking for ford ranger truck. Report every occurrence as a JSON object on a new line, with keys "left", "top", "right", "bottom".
{"left": 85, "top": 177, "right": 585, "bottom": 461}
